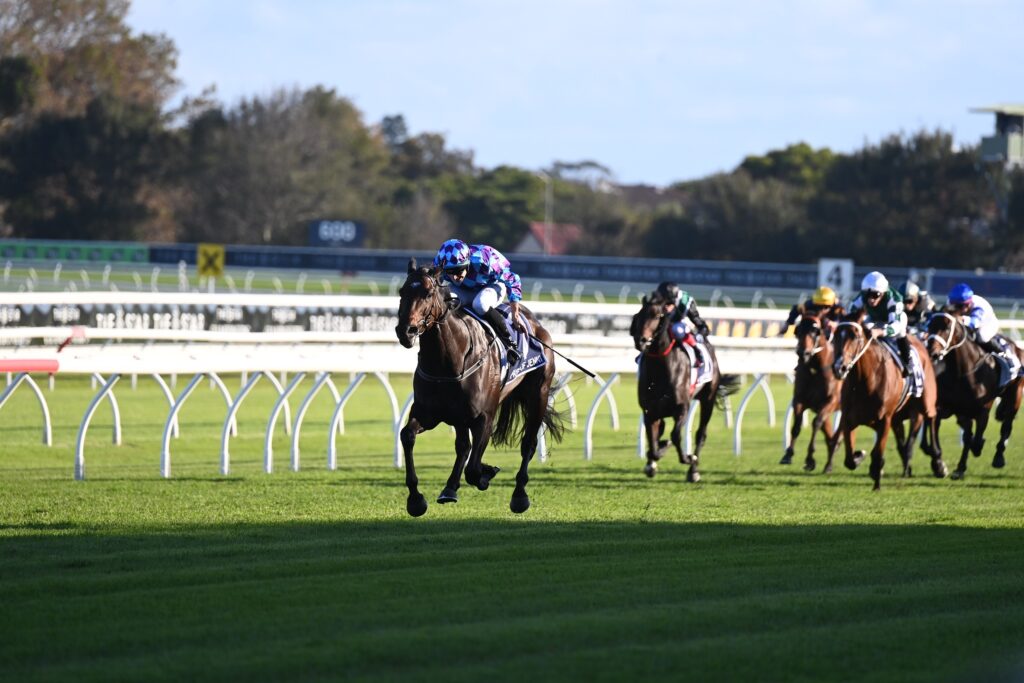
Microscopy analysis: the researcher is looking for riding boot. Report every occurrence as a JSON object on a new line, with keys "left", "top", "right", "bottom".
{"left": 484, "top": 308, "right": 520, "bottom": 365}
{"left": 897, "top": 336, "right": 911, "bottom": 377}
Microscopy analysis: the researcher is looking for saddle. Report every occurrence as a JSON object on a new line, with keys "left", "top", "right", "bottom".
{"left": 464, "top": 304, "right": 547, "bottom": 382}
{"left": 990, "top": 336, "right": 1022, "bottom": 388}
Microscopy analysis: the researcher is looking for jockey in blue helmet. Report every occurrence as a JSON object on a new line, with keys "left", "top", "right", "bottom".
{"left": 947, "top": 283, "right": 1020, "bottom": 379}
{"left": 433, "top": 238, "right": 523, "bottom": 364}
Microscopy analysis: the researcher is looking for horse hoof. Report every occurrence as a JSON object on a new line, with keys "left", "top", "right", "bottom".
{"left": 931, "top": 461, "right": 947, "bottom": 479}
{"left": 951, "top": 469, "right": 964, "bottom": 481}
{"left": 803, "top": 458, "right": 816, "bottom": 472}
{"left": 510, "top": 495, "right": 531, "bottom": 514}
{"left": 437, "top": 487, "right": 459, "bottom": 504}
{"left": 902, "top": 466, "right": 912, "bottom": 478}
{"left": 993, "top": 454, "right": 1006, "bottom": 469}
{"left": 780, "top": 454, "right": 793, "bottom": 465}
{"left": 407, "top": 493, "right": 428, "bottom": 517}
{"left": 644, "top": 462, "right": 657, "bottom": 478}
{"left": 477, "top": 465, "right": 500, "bottom": 491}
{"left": 687, "top": 470, "right": 701, "bottom": 483}
{"left": 822, "top": 463, "right": 833, "bottom": 474}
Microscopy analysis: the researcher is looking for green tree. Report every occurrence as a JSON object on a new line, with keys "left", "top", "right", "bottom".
{"left": 435, "top": 166, "right": 540, "bottom": 251}
{"left": 0, "top": 95, "right": 170, "bottom": 240}
{"left": 174, "top": 87, "right": 393, "bottom": 246}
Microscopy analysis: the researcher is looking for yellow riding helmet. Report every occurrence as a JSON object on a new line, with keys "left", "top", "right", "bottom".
{"left": 812, "top": 286, "right": 837, "bottom": 306}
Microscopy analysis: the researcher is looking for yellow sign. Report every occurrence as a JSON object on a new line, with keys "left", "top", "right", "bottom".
{"left": 197, "top": 243, "right": 225, "bottom": 277}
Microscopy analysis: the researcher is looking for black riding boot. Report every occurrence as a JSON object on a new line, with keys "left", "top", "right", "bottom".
{"left": 897, "top": 336, "right": 912, "bottom": 377}
{"left": 484, "top": 308, "right": 520, "bottom": 364}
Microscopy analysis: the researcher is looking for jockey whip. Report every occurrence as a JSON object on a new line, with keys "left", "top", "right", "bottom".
{"left": 534, "top": 338, "right": 596, "bottom": 379}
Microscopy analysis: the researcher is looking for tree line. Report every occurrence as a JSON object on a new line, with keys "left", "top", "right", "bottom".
{"left": 2, "top": 0, "right": 1023, "bottom": 269}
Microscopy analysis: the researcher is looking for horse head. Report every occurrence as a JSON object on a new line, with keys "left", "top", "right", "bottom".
{"left": 925, "top": 310, "right": 968, "bottom": 363}
{"left": 794, "top": 315, "right": 829, "bottom": 367}
{"left": 831, "top": 311, "right": 869, "bottom": 380}
{"left": 395, "top": 258, "right": 457, "bottom": 348}
{"left": 631, "top": 293, "right": 672, "bottom": 353}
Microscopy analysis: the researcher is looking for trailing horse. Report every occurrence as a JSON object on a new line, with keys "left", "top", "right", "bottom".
{"left": 630, "top": 292, "right": 739, "bottom": 482}
{"left": 395, "top": 259, "right": 565, "bottom": 516}
{"left": 925, "top": 311, "right": 1024, "bottom": 479}
{"left": 781, "top": 314, "right": 842, "bottom": 473}
{"left": 831, "top": 312, "right": 948, "bottom": 490}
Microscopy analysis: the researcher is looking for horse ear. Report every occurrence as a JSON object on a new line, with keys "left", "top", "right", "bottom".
{"left": 642, "top": 295, "right": 648, "bottom": 306}
{"left": 408, "top": 258, "right": 417, "bottom": 273}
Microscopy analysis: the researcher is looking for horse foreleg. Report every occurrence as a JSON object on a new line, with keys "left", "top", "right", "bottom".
{"left": 781, "top": 401, "right": 804, "bottom": 466}
{"left": 842, "top": 415, "right": 863, "bottom": 470}
{"left": 804, "top": 410, "right": 826, "bottom": 472}
{"left": 947, "top": 415, "right": 971, "bottom": 481}
{"left": 643, "top": 415, "right": 664, "bottom": 478}
{"left": 510, "top": 379, "right": 552, "bottom": 514}
{"left": 891, "top": 419, "right": 909, "bottom": 477}
{"left": 821, "top": 412, "right": 839, "bottom": 473}
{"left": 400, "top": 412, "right": 434, "bottom": 517}
{"left": 438, "top": 426, "right": 472, "bottom": 504}
{"left": 869, "top": 419, "right": 891, "bottom": 491}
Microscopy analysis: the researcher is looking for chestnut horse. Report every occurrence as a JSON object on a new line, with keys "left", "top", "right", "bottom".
{"left": 925, "top": 311, "right": 1024, "bottom": 479}
{"left": 831, "top": 313, "right": 948, "bottom": 490}
{"left": 781, "top": 314, "right": 842, "bottom": 473}
{"left": 395, "top": 260, "right": 565, "bottom": 516}
{"left": 631, "top": 292, "right": 739, "bottom": 482}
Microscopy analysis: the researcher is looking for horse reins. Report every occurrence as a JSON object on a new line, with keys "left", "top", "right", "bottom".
{"left": 834, "top": 321, "right": 875, "bottom": 377}
{"left": 926, "top": 312, "right": 967, "bottom": 361}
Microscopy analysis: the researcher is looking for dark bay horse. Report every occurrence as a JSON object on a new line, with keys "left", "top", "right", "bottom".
{"left": 832, "top": 314, "right": 947, "bottom": 490}
{"left": 781, "top": 314, "right": 842, "bottom": 473}
{"left": 631, "top": 293, "right": 739, "bottom": 482}
{"left": 395, "top": 260, "right": 565, "bottom": 516}
{"left": 925, "top": 311, "right": 1024, "bottom": 479}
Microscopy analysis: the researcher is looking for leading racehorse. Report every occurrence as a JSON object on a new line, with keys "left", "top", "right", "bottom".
{"left": 631, "top": 292, "right": 739, "bottom": 482}
{"left": 925, "top": 311, "right": 1024, "bottom": 479}
{"left": 395, "top": 259, "right": 565, "bottom": 516}
{"left": 781, "top": 314, "right": 842, "bottom": 472}
{"left": 832, "top": 312, "right": 948, "bottom": 490}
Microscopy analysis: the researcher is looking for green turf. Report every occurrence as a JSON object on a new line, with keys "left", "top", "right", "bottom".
{"left": 1, "top": 373, "right": 1022, "bottom": 682}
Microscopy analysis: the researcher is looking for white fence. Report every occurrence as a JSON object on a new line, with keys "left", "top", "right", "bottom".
{"left": 3, "top": 292, "right": 1023, "bottom": 480}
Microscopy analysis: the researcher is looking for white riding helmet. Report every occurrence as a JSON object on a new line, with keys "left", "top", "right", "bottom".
{"left": 860, "top": 271, "right": 889, "bottom": 294}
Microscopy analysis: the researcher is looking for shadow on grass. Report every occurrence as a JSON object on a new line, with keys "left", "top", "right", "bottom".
{"left": 1, "top": 519, "right": 1023, "bottom": 682}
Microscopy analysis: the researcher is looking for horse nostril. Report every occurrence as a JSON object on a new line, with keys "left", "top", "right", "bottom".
{"left": 406, "top": 326, "right": 417, "bottom": 335}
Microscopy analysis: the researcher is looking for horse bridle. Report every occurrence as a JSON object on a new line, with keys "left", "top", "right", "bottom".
{"left": 796, "top": 318, "right": 829, "bottom": 360}
{"left": 639, "top": 307, "right": 675, "bottom": 356}
{"left": 926, "top": 312, "right": 967, "bottom": 361}
{"left": 832, "top": 321, "right": 874, "bottom": 379}
{"left": 402, "top": 277, "right": 454, "bottom": 340}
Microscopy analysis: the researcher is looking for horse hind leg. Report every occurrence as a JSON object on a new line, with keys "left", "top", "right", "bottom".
{"left": 686, "top": 397, "right": 715, "bottom": 483}
{"left": 438, "top": 426, "right": 472, "bottom": 504}
{"left": 891, "top": 419, "right": 911, "bottom": 478}
{"left": 464, "top": 414, "right": 496, "bottom": 491}
{"left": 869, "top": 420, "right": 890, "bottom": 491}
{"left": 821, "top": 412, "right": 840, "bottom": 474}
{"left": 510, "top": 381, "right": 552, "bottom": 514}
{"left": 804, "top": 411, "right": 825, "bottom": 472}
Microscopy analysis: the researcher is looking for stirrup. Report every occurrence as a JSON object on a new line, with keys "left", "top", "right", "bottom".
{"left": 505, "top": 345, "right": 521, "bottom": 365}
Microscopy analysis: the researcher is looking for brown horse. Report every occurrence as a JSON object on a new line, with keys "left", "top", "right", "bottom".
{"left": 395, "top": 260, "right": 565, "bottom": 516}
{"left": 781, "top": 314, "right": 842, "bottom": 472}
{"left": 631, "top": 292, "right": 739, "bottom": 482}
{"left": 831, "top": 313, "right": 948, "bottom": 490}
{"left": 925, "top": 311, "right": 1024, "bottom": 479}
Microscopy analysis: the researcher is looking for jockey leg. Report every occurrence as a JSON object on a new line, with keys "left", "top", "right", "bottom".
{"left": 897, "top": 335, "right": 911, "bottom": 377}
{"left": 483, "top": 308, "right": 520, "bottom": 364}
{"left": 682, "top": 333, "right": 702, "bottom": 367}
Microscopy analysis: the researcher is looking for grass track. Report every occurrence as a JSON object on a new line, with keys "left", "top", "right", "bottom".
{"left": 1, "top": 374, "right": 1023, "bottom": 682}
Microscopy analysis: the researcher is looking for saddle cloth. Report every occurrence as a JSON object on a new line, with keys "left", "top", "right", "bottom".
{"left": 681, "top": 342, "right": 714, "bottom": 394}
{"left": 879, "top": 339, "right": 924, "bottom": 398}
{"left": 465, "top": 304, "right": 547, "bottom": 383}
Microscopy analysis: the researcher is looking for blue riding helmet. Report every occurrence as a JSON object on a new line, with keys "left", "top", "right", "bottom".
{"left": 948, "top": 283, "right": 974, "bottom": 306}
{"left": 435, "top": 239, "right": 471, "bottom": 270}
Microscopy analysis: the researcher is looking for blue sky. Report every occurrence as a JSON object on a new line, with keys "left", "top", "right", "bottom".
{"left": 128, "top": 0, "right": 1024, "bottom": 187}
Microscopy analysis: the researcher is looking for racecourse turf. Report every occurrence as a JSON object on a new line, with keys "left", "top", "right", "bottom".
{"left": 1, "top": 373, "right": 1022, "bottom": 683}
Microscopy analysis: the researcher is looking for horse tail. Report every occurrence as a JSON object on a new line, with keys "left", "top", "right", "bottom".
{"left": 492, "top": 376, "right": 568, "bottom": 448}
{"left": 716, "top": 374, "right": 741, "bottom": 409}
